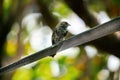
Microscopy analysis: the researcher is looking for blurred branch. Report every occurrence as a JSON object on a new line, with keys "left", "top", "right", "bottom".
{"left": 0, "top": 1, "right": 35, "bottom": 79}
{"left": 104, "top": 0, "right": 120, "bottom": 17}
{"left": 0, "top": 1, "right": 40, "bottom": 80}
{"left": 0, "top": 0, "right": 3, "bottom": 16}
{"left": 109, "top": 72, "right": 114, "bottom": 80}
{"left": 37, "top": 0, "right": 59, "bottom": 29}
{"left": 0, "top": 0, "right": 33, "bottom": 64}
{"left": 1, "top": 16, "right": 120, "bottom": 75}
{"left": 64, "top": 0, "right": 98, "bottom": 27}
{"left": 0, "top": 1, "right": 4, "bottom": 79}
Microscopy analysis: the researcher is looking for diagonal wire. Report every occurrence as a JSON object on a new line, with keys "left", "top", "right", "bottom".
{"left": 59, "top": 16, "right": 120, "bottom": 51}
{"left": 1, "top": 16, "right": 120, "bottom": 75}
{"left": 0, "top": 42, "right": 63, "bottom": 75}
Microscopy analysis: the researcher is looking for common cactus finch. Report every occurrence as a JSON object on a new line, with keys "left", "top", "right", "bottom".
{"left": 51, "top": 21, "right": 70, "bottom": 57}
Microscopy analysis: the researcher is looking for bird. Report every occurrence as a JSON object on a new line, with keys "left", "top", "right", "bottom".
{"left": 51, "top": 21, "right": 70, "bottom": 57}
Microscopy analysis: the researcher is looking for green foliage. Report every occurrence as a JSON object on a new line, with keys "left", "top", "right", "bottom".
{"left": 89, "top": 0, "right": 106, "bottom": 12}
{"left": 3, "top": 0, "right": 12, "bottom": 21}
{"left": 1, "top": 0, "right": 120, "bottom": 80}
{"left": 12, "top": 68, "right": 33, "bottom": 80}
{"left": 113, "top": 0, "right": 120, "bottom": 7}
{"left": 52, "top": 1, "right": 71, "bottom": 17}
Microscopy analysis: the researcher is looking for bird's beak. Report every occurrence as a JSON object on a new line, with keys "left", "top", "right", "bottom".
{"left": 68, "top": 23, "right": 71, "bottom": 26}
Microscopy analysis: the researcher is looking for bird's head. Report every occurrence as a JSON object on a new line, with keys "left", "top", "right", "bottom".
{"left": 60, "top": 21, "right": 70, "bottom": 28}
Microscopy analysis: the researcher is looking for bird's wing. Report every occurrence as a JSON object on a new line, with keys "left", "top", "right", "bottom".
{"left": 52, "top": 28, "right": 59, "bottom": 44}
{"left": 64, "top": 30, "right": 68, "bottom": 36}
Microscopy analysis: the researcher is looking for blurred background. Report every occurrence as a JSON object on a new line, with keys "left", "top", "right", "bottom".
{"left": 0, "top": 0, "right": 120, "bottom": 80}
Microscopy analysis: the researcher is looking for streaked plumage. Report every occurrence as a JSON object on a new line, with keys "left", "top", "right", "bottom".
{"left": 51, "top": 21, "right": 70, "bottom": 57}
